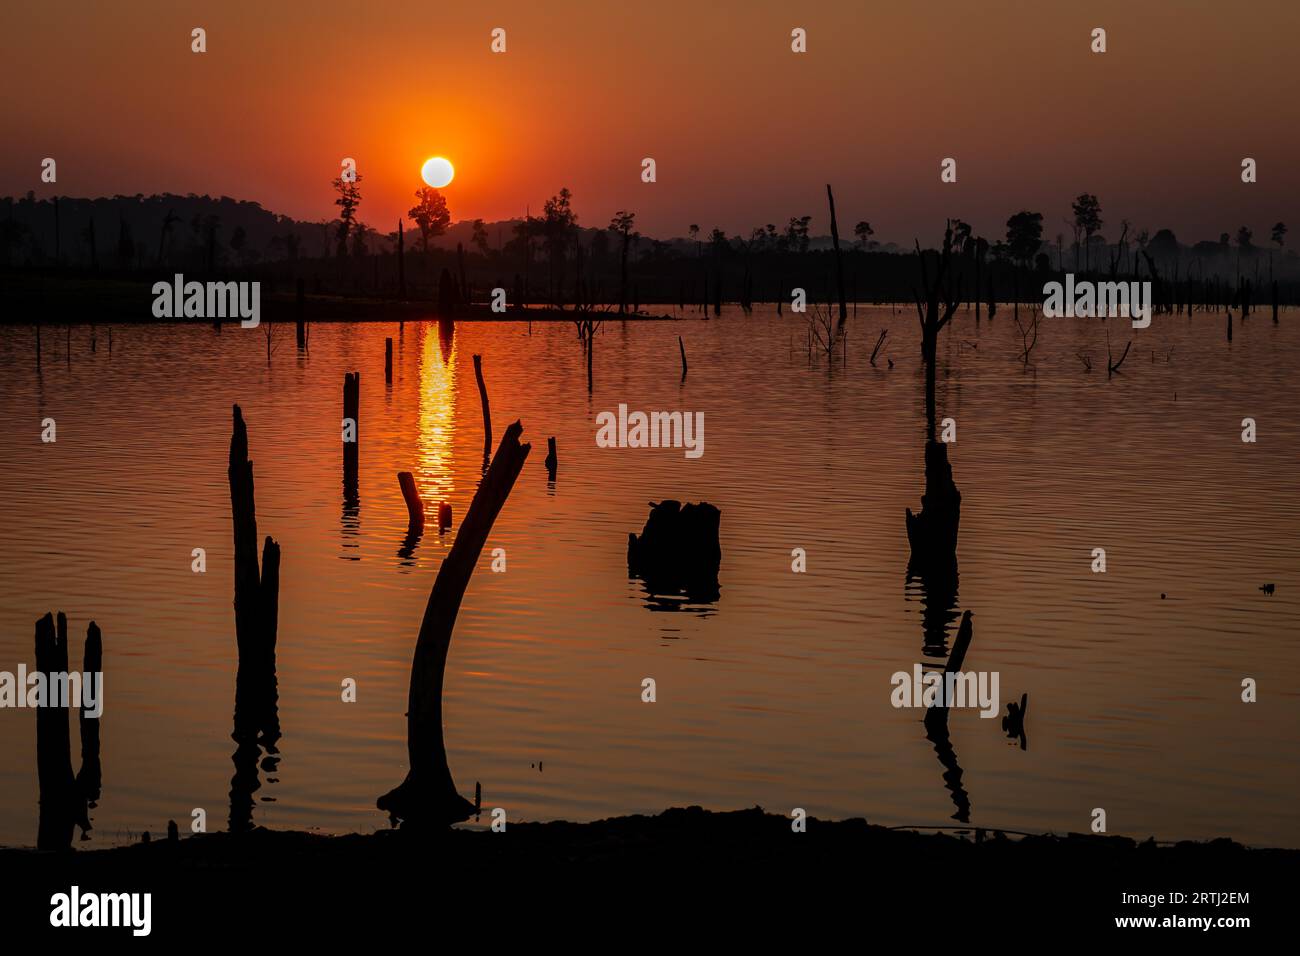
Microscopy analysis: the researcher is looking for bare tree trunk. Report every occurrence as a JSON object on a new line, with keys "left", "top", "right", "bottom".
{"left": 826, "top": 184, "right": 848, "bottom": 325}
{"left": 75, "top": 622, "right": 103, "bottom": 812}
{"left": 379, "top": 422, "right": 532, "bottom": 827}
{"left": 35, "top": 612, "right": 78, "bottom": 850}
{"left": 473, "top": 354, "right": 492, "bottom": 468}
{"left": 228, "top": 405, "right": 281, "bottom": 711}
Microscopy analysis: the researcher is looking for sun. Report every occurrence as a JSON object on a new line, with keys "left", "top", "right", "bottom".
{"left": 421, "top": 156, "right": 454, "bottom": 189}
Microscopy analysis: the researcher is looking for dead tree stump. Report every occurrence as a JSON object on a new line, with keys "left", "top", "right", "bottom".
{"left": 378, "top": 421, "right": 531, "bottom": 827}
{"left": 473, "top": 354, "right": 492, "bottom": 468}
{"left": 628, "top": 500, "right": 722, "bottom": 602}
{"left": 398, "top": 471, "right": 424, "bottom": 531}
{"left": 35, "top": 612, "right": 84, "bottom": 850}
{"left": 74, "top": 621, "right": 103, "bottom": 815}
{"left": 544, "top": 436, "right": 558, "bottom": 480}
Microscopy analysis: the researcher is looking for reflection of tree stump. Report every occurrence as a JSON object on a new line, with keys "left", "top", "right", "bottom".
{"left": 906, "top": 440, "right": 961, "bottom": 571}
{"left": 923, "top": 610, "right": 974, "bottom": 822}
{"left": 379, "top": 421, "right": 531, "bottom": 828}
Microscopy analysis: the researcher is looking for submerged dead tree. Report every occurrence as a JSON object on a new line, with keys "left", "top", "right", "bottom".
{"left": 35, "top": 613, "right": 100, "bottom": 849}
{"left": 74, "top": 622, "right": 103, "bottom": 817}
{"left": 628, "top": 500, "right": 722, "bottom": 604}
{"left": 826, "top": 184, "right": 848, "bottom": 324}
{"left": 575, "top": 316, "right": 602, "bottom": 393}
{"left": 473, "top": 354, "right": 492, "bottom": 469}
{"left": 379, "top": 421, "right": 531, "bottom": 827}
{"left": 907, "top": 223, "right": 962, "bottom": 571}
{"left": 228, "top": 405, "right": 281, "bottom": 832}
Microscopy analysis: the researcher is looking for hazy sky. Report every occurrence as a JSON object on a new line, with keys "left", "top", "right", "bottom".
{"left": 5, "top": 0, "right": 1298, "bottom": 244}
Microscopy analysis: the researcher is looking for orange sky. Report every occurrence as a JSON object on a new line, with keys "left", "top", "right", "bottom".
{"left": 4, "top": 0, "right": 1298, "bottom": 244}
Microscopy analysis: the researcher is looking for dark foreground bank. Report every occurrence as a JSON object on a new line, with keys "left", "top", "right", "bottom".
{"left": 0, "top": 806, "right": 1289, "bottom": 940}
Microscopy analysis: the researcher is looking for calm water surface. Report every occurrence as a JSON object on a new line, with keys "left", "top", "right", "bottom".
{"left": 1, "top": 307, "right": 1296, "bottom": 848}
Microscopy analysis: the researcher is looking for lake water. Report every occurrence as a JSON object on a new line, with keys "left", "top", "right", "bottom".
{"left": 1, "top": 306, "right": 1296, "bottom": 848}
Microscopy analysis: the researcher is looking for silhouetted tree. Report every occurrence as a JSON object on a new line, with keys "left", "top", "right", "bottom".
{"left": 350, "top": 222, "right": 370, "bottom": 257}
{"left": 854, "top": 220, "right": 874, "bottom": 250}
{"left": 541, "top": 188, "right": 577, "bottom": 303}
{"left": 1005, "top": 211, "right": 1043, "bottom": 269}
{"left": 471, "top": 218, "right": 490, "bottom": 256}
{"left": 784, "top": 215, "right": 812, "bottom": 253}
{"left": 332, "top": 174, "right": 363, "bottom": 257}
{"left": 610, "top": 210, "right": 636, "bottom": 313}
{"left": 409, "top": 187, "right": 451, "bottom": 255}
{"left": 952, "top": 220, "right": 972, "bottom": 253}
{"left": 1071, "top": 193, "right": 1102, "bottom": 272}
{"left": 1270, "top": 222, "right": 1287, "bottom": 279}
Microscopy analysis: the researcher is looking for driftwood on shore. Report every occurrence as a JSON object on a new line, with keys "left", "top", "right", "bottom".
{"left": 379, "top": 420, "right": 531, "bottom": 827}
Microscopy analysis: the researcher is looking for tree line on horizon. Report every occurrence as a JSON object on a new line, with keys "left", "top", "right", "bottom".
{"left": 2, "top": 184, "right": 1295, "bottom": 307}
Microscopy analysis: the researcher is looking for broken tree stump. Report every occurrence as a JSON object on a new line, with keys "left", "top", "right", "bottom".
{"left": 228, "top": 405, "right": 281, "bottom": 740}
{"left": 398, "top": 471, "right": 424, "bottom": 530}
{"left": 544, "top": 436, "right": 558, "bottom": 480}
{"left": 35, "top": 612, "right": 85, "bottom": 850}
{"left": 74, "top": 621, "right": 103, "bottom": 818}
{"left": 627, "top": 500, "right": 722, "bottom": 602}
{"left": 342, "top": 372, "right": 360, "bottom": 485}
{"left": 906, "top": 441, "right": 961, "bottom": 573}
{"left": 473, "top": 354, "right": 492, "bottom": 468}
{"left": 227, "top": 405, "right": 281, "bottom": 833}
{"left": 378, "top": 421, "right": 531, "bottom": 828}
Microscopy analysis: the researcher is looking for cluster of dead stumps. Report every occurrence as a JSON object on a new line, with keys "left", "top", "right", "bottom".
{"left": 23, "top": 318, "right": 727, "bottom": 847}
{"left": 30, "top": 613, "right": 102, "bottom": 850}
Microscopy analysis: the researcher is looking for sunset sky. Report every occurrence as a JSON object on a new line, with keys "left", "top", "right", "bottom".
{"left": 5, "top": 0, "right": 1298, "bottom": 244}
